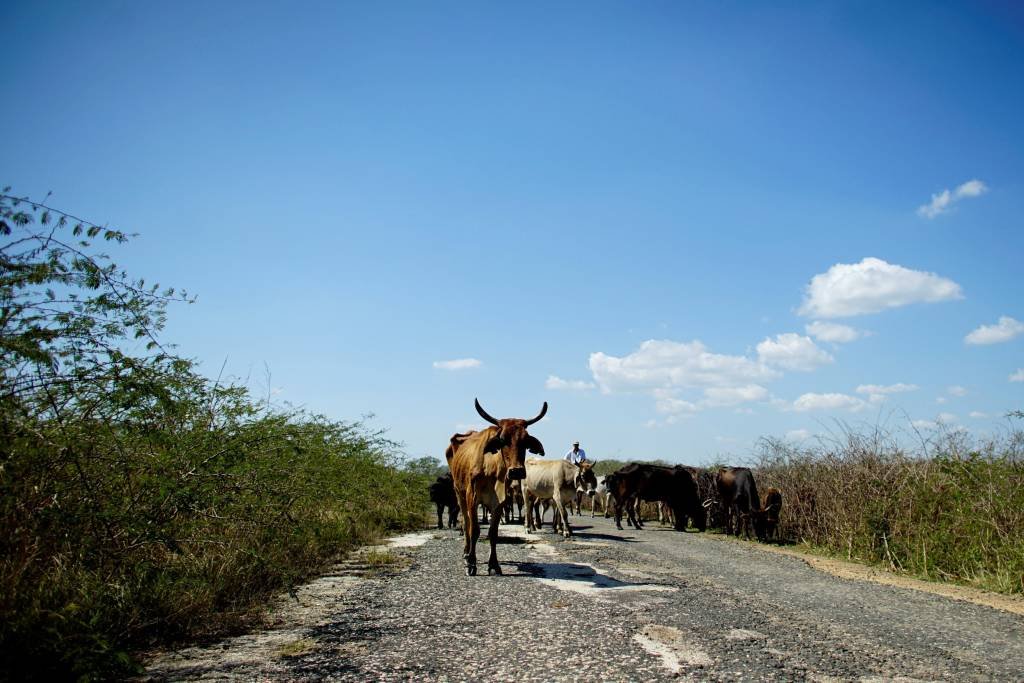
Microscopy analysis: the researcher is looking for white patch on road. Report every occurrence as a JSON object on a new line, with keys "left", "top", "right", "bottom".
{"left": 634, "top": 624, "right": 713, "bottom": 674}
{"left": 386, "top": 531, "right": 433, "bottom": 548}
{"left": 726, "top": 628, "right": 767, "bottom": 641}
{"left": 534, "top": 563, "right": 678, "bottom": 598}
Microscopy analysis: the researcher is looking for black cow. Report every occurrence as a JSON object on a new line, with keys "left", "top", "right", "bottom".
{"left": 715, "top": 467, "right": 761, "bottom": 540}
{"left": 605, "top": 463, "right": 704, "bottom": 532}
{"left": 428, "top": 473, "right": 459, "bottom": 529}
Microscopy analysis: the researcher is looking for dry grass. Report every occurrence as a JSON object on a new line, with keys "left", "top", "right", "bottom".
{"left": 752, "top": 421, "right": 1024, "bottom": 595}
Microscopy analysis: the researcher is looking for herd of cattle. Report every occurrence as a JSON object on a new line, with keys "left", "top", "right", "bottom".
{"left": 429, "top": 400, "right": 784, "bottom": 576}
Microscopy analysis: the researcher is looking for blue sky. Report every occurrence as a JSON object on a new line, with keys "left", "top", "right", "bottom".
{"left": 3, "top": 2, "right": 1022, "bottom": 465}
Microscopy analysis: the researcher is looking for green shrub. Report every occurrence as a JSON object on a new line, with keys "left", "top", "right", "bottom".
{"left": 0, "top": 191, "right": 431, "bottom": 679}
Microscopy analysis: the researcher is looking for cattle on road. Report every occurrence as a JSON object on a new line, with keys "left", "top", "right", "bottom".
{"left": 605, "top": 463, "right": 704, "bottom": 532}
{"left": 716, "top": 467, "right": 762, "bottom": 540}
{"left": 445, "top": 399, "right": 547, "bottom": 576}
{"left": 524, "top": 459, "right": 598, "bottom": 537}
{"left": 428, "top": 473, "right": 458, "bottom": 529}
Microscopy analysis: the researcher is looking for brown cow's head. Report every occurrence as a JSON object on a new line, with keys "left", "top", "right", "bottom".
{"left": 475, "top": 398, "right": 546, "bottom": 481}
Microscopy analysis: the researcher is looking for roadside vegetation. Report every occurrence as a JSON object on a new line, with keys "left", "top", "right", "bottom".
{"left": 752, "top": 423, "right": 1024, "bottom": 596}
{"left": 0, "top": 192, "right": 432, "bottom": 680}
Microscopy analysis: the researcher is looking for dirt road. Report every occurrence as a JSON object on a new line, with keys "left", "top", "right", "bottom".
{"left": 145, "top": 516, "right": 1024, "bottom": 681}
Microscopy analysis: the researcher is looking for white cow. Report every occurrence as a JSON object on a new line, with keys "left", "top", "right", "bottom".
{"left": 592, "top": 475, "right": 616, "bottom": 518}
{"left": 523, "top": 459, "right": 598, "bottom": 537}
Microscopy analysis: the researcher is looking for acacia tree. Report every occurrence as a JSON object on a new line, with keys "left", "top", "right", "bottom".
{"left": 0, "top": 190, "right": 194, "bottom": 423}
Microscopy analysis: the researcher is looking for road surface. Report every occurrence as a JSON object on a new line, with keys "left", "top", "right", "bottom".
{"left": 145, "top": 515, "right": 1024, "bottom": 681}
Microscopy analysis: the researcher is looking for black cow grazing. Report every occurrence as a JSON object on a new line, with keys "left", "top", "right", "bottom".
{"left": 760, "top": 487, "right": 783, "bottom": 540}
{"left": 715, "top": 467, "right": 762, "bottom": 540}
{"left": 428, "top": 473, "right": 459, "bottom": 529}
{"left": 606, "top": 463, "right": 704, "bottom": 532}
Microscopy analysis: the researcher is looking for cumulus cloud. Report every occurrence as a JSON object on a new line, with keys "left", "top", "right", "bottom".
{"left": 786, "top": 429, "right": 811, "bottom": 441}
{"left": 964, "top": 316, "right": 1024, "bottom": 345}
{"left": 588, "top": 339, "right": 777, "bottom": 394}
{"left": 756, "top": 333, "right": 833, "bottom": 372}
{"left": 701, "top": 384, "right": 769, "bottom": 407}
{"left": 947, "top": 385, "right": 968, "bottom": 397}
{"left": 917, "top": 179, "right": 988, "bottom": 219}
{"left": 1011, "top": 369, "right": 1024, "bottom": 383}
{"left": 791, "top": 392, "right": 866, "bottom": 412}
{"left": 969, "top": 411, "right": 989, "bottom": 419}
{"left": 856, "top": 382, "right": 918, "bottom": 404}
{"left": 433, "top": 358, "right": 482, "bottom": 370}
{"left": 798, "top": 257, "right": 963, "bottom": 319}
{"left": 545, "top": 375, "right": 595, "bottom": 391}
{"left": 805, "top": 321, "right": 866, "bottom": 343}
{"left": 937, "top": 412, "right": 958, "bottom": 423}
{"left": 856, "top": 383, "right": 919, "bottom": 395}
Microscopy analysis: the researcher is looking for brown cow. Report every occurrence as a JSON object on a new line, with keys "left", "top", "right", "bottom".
{"left": 446, "top": 399, "right": 547, "bottom": 576}
{"left": 760, "top": 487, "right": 783, "bottom": 540}
{"left": 715, "top": 467, "right": 762, "bottom": 540}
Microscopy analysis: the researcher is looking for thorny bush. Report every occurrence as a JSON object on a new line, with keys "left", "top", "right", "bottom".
{"left": 0, "top": 191, "right": 430, "bottom": 680}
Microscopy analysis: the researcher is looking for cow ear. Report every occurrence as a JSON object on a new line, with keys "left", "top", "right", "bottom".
{"left": 523, "top": 434, "right": 545, "bottom": 456}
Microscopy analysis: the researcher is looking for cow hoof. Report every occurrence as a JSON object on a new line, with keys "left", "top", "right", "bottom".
{"left": 487, "top": 564, "right": 502, "bottom": 576}
{"left": 466, "top": 564, "right": 477, "bottom": 576}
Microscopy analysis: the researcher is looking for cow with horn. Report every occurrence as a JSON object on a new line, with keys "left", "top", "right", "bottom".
{"left": 446, "top": 399, "right": 547, "bottom": 576}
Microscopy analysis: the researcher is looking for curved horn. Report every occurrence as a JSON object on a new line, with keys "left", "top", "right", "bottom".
{"left": 524, "top": 401, "right": 548, "bottom": 426}
{"left": 702, "top": 499, "right": 715, "bottom": 509}
{"left": 474, "top": 398, "right": 500, "bottom": 426}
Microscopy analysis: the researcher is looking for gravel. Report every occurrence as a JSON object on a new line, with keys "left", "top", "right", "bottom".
{"left": 144, "top": 516, "right": 1024, "bottom": 681}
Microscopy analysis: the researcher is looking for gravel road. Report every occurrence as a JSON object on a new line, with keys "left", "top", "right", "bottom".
{"left": 145, "top": 516, "right": 1024, "bottom": 681}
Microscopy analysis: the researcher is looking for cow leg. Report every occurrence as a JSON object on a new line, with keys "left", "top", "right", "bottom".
{"left": 524, "top": 491, "right": 534, "bottom": 533}
{"left": 486, "top": 505, "right": 502, "bottom": 575}
{"left": 435, "top": 503, "right": 444, "bottom": 530}
{"left": 604, "top": 493, "right": 612, "bottom": 518}
{"left": 625, "top": 498, "right": 636, "bottom": 528}
{"left": 448, "top": 504, "right": 458, "bottom": 529}
{"left": 591, "top": 493, "right": 596, "bottom": 518}
{"left": 627, "top": 497, "right": 643, "bottom": 530}
{"left": 462, "top": 489, "right": 479, "bottom": 575}
{"left": 553, "top": 492, "right": 573, "bottom": 538}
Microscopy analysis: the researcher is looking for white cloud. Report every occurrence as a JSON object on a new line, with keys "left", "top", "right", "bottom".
{"left": 911, "top": 419, "right": 936, "bottom": 430}
{"left": 947, "top": 385, "right": 967, "bottom": 396}
{"left": 936, "top": 396, "right": 948, "bottom": 404}
{"left": 798, "top": 257, "right": 963, "bottom": 319}
{"left": 791, "top": 392, "right": 866, "bottom": 412}
{"left": 805, "top": 321, "right": 867, "bottom": 344}
{"left": 856, "top": 383, "right": 918, "bottom": 396}
{"left": 917, "top": 179, "right": 988, "bottom": 219}
{"left": 786, "top": 429, "right": 811, "bottom": 441}
{"left": 588, "top": 339, "right": 778, "bottom": 394}
{"left": 655, "top": 395, "right": 700, "bottom": 415}
{"left": 756, "top": 333, "right": 833, "bottom": 372}
{"left": 701, "top": 384, "right": 769, "bottom": 407}
{"left": 937, "top": 412, "right": 958, "bottom": 423}
{"left": 433, "top": 358, "right": 482, "bottom": 370}
{"left": 545, "top": 375, "right": 595, "bottom": 391}
{"left": 964, "top": 316, "right": 1024, "bottom": 345}
{"left": 969, "top": 411, "right": 989, "bottom": 419}
{"left": 1010, "top": 369, "right": 1024, "bottom": 382}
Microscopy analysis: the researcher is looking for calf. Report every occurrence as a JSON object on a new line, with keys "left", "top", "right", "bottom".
{"left": 760, "top": 487, "right": 783, "bottom": 540}
{"left": 428, "top": 473, "right": 459, "bottom": 529}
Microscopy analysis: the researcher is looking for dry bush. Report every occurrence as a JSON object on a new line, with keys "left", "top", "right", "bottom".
{"left": 753, "top": 421, "right": 1024, "bottom": 594}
